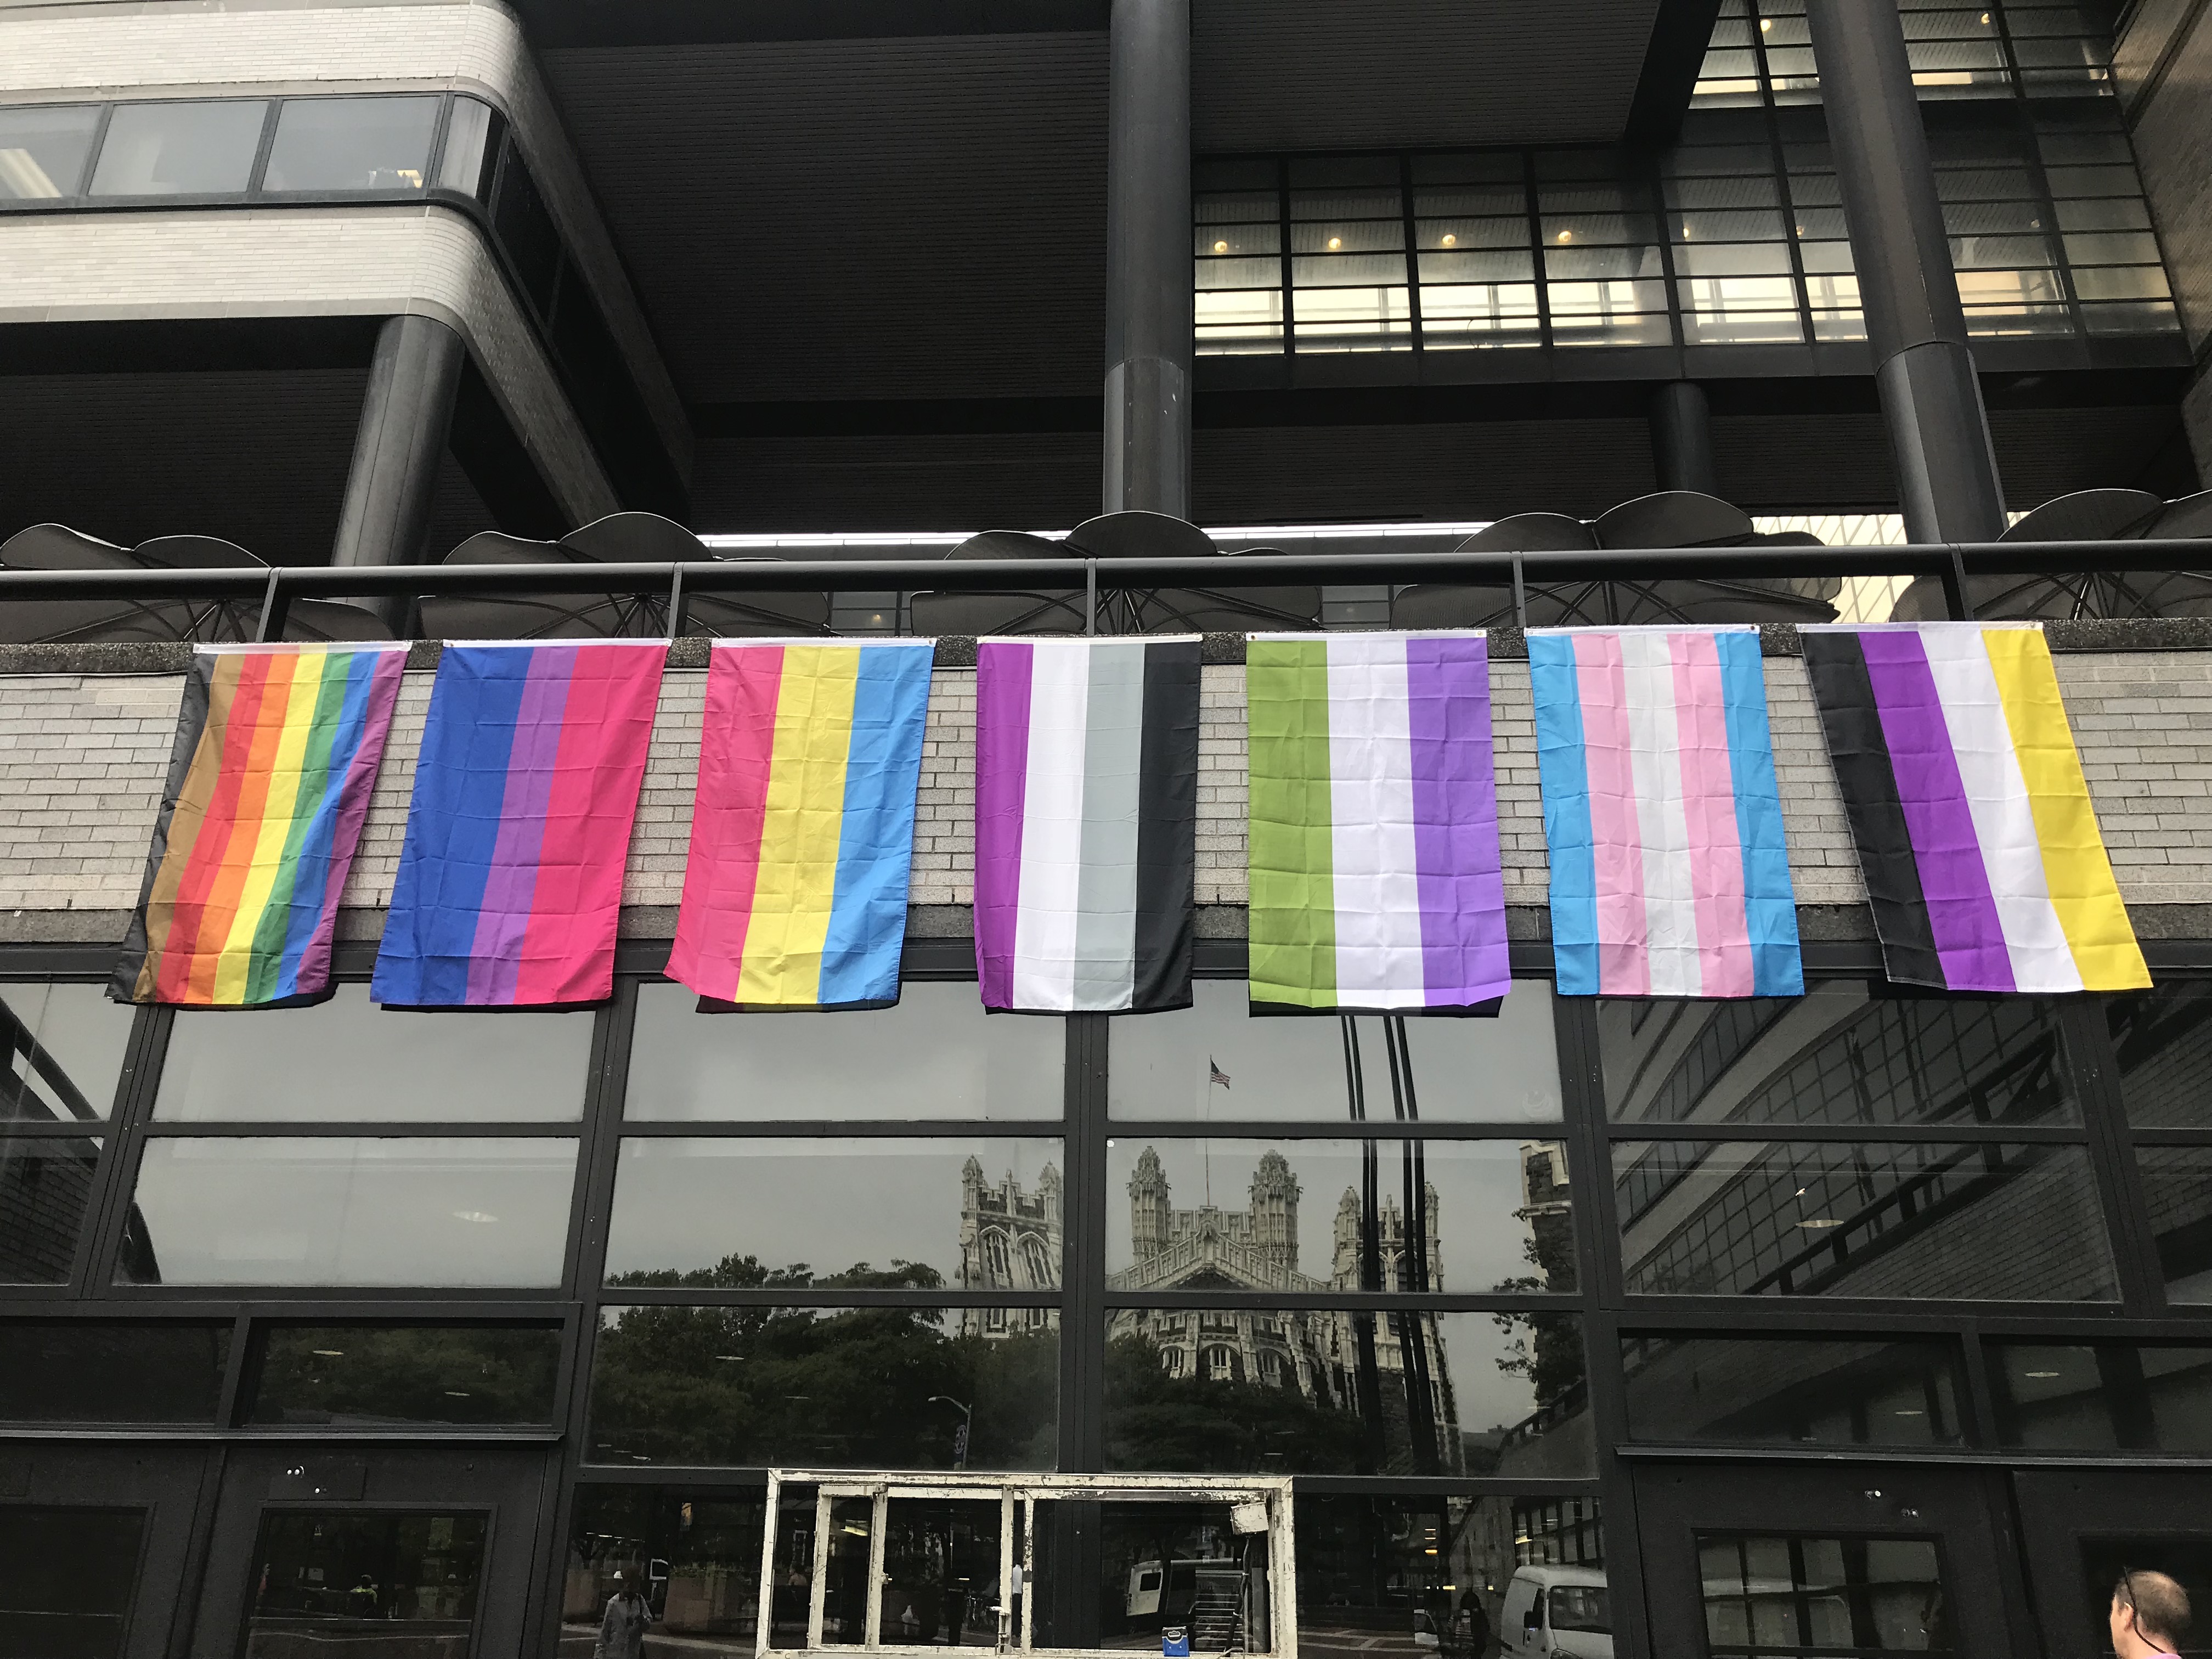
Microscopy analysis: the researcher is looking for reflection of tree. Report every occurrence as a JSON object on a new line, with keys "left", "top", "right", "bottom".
{"left": 1489, "top": 1309, "right": 1584, "bottom": 1416}
{"left": 1103, "top": 1331, "right": 1370, "bottom": 1474}
{"left": 592, "top": 1255, "right": 1057, "bottom": 1469}
{"left": 253, "top": 1327, "right": 559, "bottom": 1425}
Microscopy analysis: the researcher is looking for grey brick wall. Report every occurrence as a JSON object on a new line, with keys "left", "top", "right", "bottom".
{"left": 4, "top": 649, "right": 2211, "bottom": 936}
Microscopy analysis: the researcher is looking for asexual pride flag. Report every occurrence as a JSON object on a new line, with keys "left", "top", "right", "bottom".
{"left": 975, "top": 636, "right": 1199, "bottom": 1013}
{"left": 372, "top": 641, "right": 665, "bottom": 1007}
{"left": 1245, "top": 631, "right": 1508, "bottom": 1013}
{"left": 1801, "top": 621, "right": 2148, "bottom": 992}
{"left": 1529, "top": 625, "right": 1803, "bottom": 998}
{"left": 114, "top": 643, "right": 406, "bottom": 1006}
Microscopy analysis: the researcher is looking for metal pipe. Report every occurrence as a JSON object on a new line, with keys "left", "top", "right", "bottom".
{"left": 1648, "top": 381, "right": 1719, "bottom": 496}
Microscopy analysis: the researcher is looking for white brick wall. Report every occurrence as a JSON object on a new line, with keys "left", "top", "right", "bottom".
{"left": 5, "top": 650, "right": 2212, "bottom": 928}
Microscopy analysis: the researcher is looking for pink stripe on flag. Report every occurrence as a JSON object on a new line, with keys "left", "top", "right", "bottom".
{"left": 1574, "top": 633, "right": 1651, "bottom": 996}
{"left": 667, "top": 646, "right": 786, "bottom": 1003}
{"left": 1670, "top": 630, "right": 1755, "bottom": 998}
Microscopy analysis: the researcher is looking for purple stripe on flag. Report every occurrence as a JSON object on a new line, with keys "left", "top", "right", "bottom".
{"left": 973, "top": 641, "right": 1033, "bottom": 1008}
{"left": 1857, "top": 629, "right": 2014, "bottom": 992}
{"left": 466, "top": 646, "right": 575, "bottom": 1004}
{"left": 1406, "top": 635, "right": 1511, "bottom": 1006}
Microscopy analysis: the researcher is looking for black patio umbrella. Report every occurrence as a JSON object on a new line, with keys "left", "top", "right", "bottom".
{"left": 1892, "top": 487, "right": 2212, "bottom": 620}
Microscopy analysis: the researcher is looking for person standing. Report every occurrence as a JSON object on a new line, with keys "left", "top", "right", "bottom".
{"left": 596, "top": 1575, "right": 655, "bottom": 1659}
{"left": 2112, "top": 1569, "right": 2192, "bottom": 1659}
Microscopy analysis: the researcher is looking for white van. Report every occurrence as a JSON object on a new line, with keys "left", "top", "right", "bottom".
{"left": 1496, "top": 1565, "right": 1612, "bottom": 1659}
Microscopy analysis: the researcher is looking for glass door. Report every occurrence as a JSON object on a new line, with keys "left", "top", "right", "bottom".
{"left": 2014, "top": 1470, "right": 2212, "bottom": 1658}
{"left": 0, "top": 1445, "right": 209, "bottom": 1659}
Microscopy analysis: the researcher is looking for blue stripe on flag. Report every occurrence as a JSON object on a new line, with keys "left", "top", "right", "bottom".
{"left": 1715, "top": 629, "right": 1804, "bottom": 996}
{"left": 274, "top": 650, "right": 378, "bottom": 997}
{"left": 371, "top": 647, "right": 531, "bottom": 1006}
{"left": 1528, "top": 634, "right": 1602, "bottom": 996}
{"left": 818, "top": 644, "right": 934, "bottom": 1006}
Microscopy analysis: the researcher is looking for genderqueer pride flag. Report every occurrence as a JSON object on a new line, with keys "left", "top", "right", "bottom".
{"left": 1800, "top": 621, "right": 2148, "bottom": 992}
{"left": 371, "top": 641, "right": 665, "bottom": 1008}
{"left": 1245, "top": 631, "right": 1509, "bottom": 1013}
{"left": 113, "top": 643, "right": 407, "bottom": 1006}
{"left": 1529, "top": 625, "right": 1803, "bottom": 998}
{"left": 974, "top": 636, "right": 1199, "bottom": 1013}
{"left": 667, "top": 638, "right": 934, "bottom": 1009}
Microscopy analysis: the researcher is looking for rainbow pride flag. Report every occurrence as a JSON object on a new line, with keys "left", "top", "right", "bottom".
{"left": 668, "top": 639, "right": 934, "bottom": 1007}
{"left": 112, "top": 644, "right": 407, "bottom": 1006}
{"left": 371, "top": 641, "right": 665, "bottom": 1008}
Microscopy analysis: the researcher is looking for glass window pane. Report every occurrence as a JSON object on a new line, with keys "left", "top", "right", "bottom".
{"left": 246, "top": 1324, "right": 561, "bottom": 1426}
{"left": 0, "top": 982, "right": 135, "bottom": 1122}
{"left": 120, "top": 1136, "right": 577, "bottom": 1286}
{"left": 436, "top": 97, "right": 503, "bottom": 199}
{"left": 1110, "top": 982, "right": 1561, "bottom": 1121}
{"left": 603, "top": 1136, "right": 1063, "bottom": 1289}
{"left": 0, "top": 1321, "right": 228, "bottom": 1421}
{"left": 2138, "top": 1147, "right": 2212, "bottom": 1302}
{"left": 0, "top": 1508, "right": 145, "bottom": 1658}
{"left": 568, "top": 1488, "right": 772, "bottom": 1655}
{"left": 156, "top": 984, "right": 590, "bottom": 1122}
{"left": 588, "top": 1305, "right": 1058, "bottom": 1468}
{"left": 90, "top": 100, "right": 268, "bottom": 196}
{"left": 1614, "top": 1141, "right": 2116, "bottom": 1299}
{"left": 1990, "top": 1341, "right": 2212, "bottom": 1451}
{"left": 261, "top": 95, "right": 437, "bottom": 192}
{"left": 246, "top": 1511, "right": 486, "bottom": 1645}
{"left": 626, "top": 983, "right": 1063, "bottom": 1121}
{"left": 1104, "top": 1308, "right": 1589, "bottom": 1476}
{"left": 0, "top": 105, "right": 101, "bottom": 201}
{"left": 1105, "top": 1138, "right": 1576, "bottom": 1291}
{"left": 0, "top": 1133, "right": 100, "bottom": 1283}
{"left": 1696, "top": 1532, "right": 1944, "bottom": 1655}
{"left": 1622, "top": 1333, "right": 1965, "bottom": 1445}
{"left": 1296, "top": 1496, "right": 1607, "bottom": 1659}
{"left": 491, "top": 147, "right": 562, "bottom": 315}
{"left": 1599, "top": 985, "right": 2079, "bottom": 1127}
{"left": 2109, "top": 981, "right": 2212, "bottom": 1126}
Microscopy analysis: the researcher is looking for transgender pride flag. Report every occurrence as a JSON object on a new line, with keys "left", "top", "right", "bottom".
{"left": 1528, "top": 626, "right": 1802, "bottom": 998}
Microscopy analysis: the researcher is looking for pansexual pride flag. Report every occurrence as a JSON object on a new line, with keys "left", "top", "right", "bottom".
{"left": 1246, "top": 631, "right": 1509, "bottom": 1013}
{"left": 371, "top": 641, "right": 665, "bottom": 1008}
{"left": 975, "top": 636, "right": 1199, "bottom": 1013}
{"left": 1529, "top": 625, "right": 1802, "bottom": 998}
{"left": 113, "top": 644, "right": 407, "bottom": 1006}
{"left": 668, "top": 639, "right": 934, "bottom": 1008}
{"left": 1801, "top": 621, "right": 2148, "bottom": 992}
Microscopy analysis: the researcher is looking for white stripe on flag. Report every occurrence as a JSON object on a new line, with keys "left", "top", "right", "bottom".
{"left": 1916, "top": 626, "right": 2081, "bottom": 993}
{"left": 1012, "top": 642, "right": 1091, "bottom": 1009}
{"left": 1621, "top": 631, "right": 1702, "bottom": 997}
{"left": 1325, "top": 634, "right": 1426, "bottom": 1008}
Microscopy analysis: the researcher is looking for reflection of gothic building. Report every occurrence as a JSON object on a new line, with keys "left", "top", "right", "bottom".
{"left": 1104, "top": 1147, "right": 1461, "bottom": 1475}
{"left": 956, "top": 1156, "right": 1060, "bottom": 1339}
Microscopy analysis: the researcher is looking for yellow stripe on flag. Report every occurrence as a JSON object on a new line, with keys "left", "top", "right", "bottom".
{"left": 210, "top": 651, "right": 328, "bottom": 1004}
{"left": 737, "top": 646, "right": 861, "bottom": 1003}
{"left": 1982, "top": 626, "right": 2149, "bottom": 990}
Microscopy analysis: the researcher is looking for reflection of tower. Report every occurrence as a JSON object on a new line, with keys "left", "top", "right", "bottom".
{"left": 1329, "top": 1182, "right": 1442, "bottom": 1290}
{"left": 1519, "top": 1143, "right": 1575, "bottom": 1291}
{"left": 957, "top": 1156, "right": 1061, "bottom": 1340}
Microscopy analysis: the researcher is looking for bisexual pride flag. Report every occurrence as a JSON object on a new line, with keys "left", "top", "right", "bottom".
{"left": 114, "top": 643, "right": 407, "bottom": 1006}
{"left": 1245, "top": 631, "right": 1509, "bottom": 1013}
{"left": 372, "top": 641, "right": 665, "bottom": 1007}
{"left": 668, "top": 639, "right": 934, "bottom": 1008}
{"left": 1801, "top": 621, "right": 2148, "bottom": 993}
{"left": 975, "top": 636, "right": 1199, "bottom": 1013}
{"left": 1529, "top": 625, "right": 1802, "bottom": 998}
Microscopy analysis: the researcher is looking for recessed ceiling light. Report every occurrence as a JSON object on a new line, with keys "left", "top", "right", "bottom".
{"left": 1760, "top": 15, "right": 1773, "bottom": 30}
{"left": 1214, "top": 239, "right": 1228, "bottom": 253}
{"left": 1796, "top": 1217, "right": 1842, "bottom": 1228}
{"left": 451, "top": 1210, "right": 499, "bottom": 1224}
{"left": 1327, "top": 236, "right": 1343, "bottom": 250}
{"left": 1441, "top": 233, "right": 1458, "bottom": 246}
{"left": 312, "top": 1349, "right": 345, "bottom": 1358}
{"left": 1557, "top": 230, "right": 1572, "bottom": 243}
{"left": 444, "top": 1390, "right": 472, "bottom": 1398}
{"left": 2025, "top": 1370, "right": 2062, "bottom": 1379}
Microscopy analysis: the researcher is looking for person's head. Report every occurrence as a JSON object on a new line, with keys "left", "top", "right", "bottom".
{"left": 2112, "top": 1569, "right": 2191, "bottom": 1656}
{"left": 620, "top": 1575, "right": 646, "bottom": 1602}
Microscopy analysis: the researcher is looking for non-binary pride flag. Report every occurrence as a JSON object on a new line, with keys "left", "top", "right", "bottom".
{"left": 1529, "top": 625, "right": 1803, "bottom": 998}
{"left": 667, "top": 639, "right": 934, "bottom": 1008}
{"left": 372, "top": 641, "right": 665, "bottom": 1008}
{"left": 1800, "top": 620, "right": 2148, "bottom": 992}
{"left": 1245, "top": 631, "right": 1509, "bottom": 1013}
{"left": 975, "top": 636, "right": 1199, "bottom": 1013}
{"left": 113, "top": 643, "right": 407, "bottom": 1006}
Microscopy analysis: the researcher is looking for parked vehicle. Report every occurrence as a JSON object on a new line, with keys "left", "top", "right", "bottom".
{"left": 1496, "top": 1566, "right": 1611, "bottom": 1659}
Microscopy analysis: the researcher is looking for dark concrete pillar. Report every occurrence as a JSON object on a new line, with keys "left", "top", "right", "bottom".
{"left": 332, "top": 313, "right": 467, "bottom": 569}
{"left": 1103, "top": 0, "right": 1192, "bottom": 519}
{"left": 1805, "top": 0, "right": 2007, "bottom": 543}
{"left": 1649, "top": 381, "right": 1719, "bottom": 495}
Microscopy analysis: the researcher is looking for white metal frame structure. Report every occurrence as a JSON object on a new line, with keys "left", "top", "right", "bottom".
{"left": 754, "top": 1471, "right": 1297, "bottom": 1659}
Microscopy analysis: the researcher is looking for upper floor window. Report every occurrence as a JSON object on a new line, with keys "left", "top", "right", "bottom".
{"left": 90, "top": 100, "right": 266, "bottom": 198}
{"left": 262, "top": 95, "right": 439, "bottom": 194}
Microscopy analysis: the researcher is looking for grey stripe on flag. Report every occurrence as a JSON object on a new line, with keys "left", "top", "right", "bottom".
{"left": 1072, "top": 640, "right": 1145, "bottom": 1009}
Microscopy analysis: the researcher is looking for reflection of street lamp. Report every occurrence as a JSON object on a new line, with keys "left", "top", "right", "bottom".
{"left": 929, "top": 1395, "right": 973, "bottom": 1468}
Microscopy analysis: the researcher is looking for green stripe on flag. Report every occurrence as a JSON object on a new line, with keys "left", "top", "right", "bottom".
{"left": 1247, "top": 638, "right": 1336, "bottom": 1008}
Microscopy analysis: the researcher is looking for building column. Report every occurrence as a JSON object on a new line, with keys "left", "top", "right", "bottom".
{"left": 1805, "top": 0, "right": 2007, "bottom": 543}
{"left": 1103, "top": 0, "right": 1193, "bottom": 520}
{"left": 1649, "top": 381, "right": 1719, "bottom": 495}
{"left": 331, "top": 313, "right": 468, "bottom": 569}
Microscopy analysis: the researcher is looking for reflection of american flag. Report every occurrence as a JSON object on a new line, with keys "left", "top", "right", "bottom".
{"left": 1209, "top": 1058, "right": 1231, "bottom": 1090}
